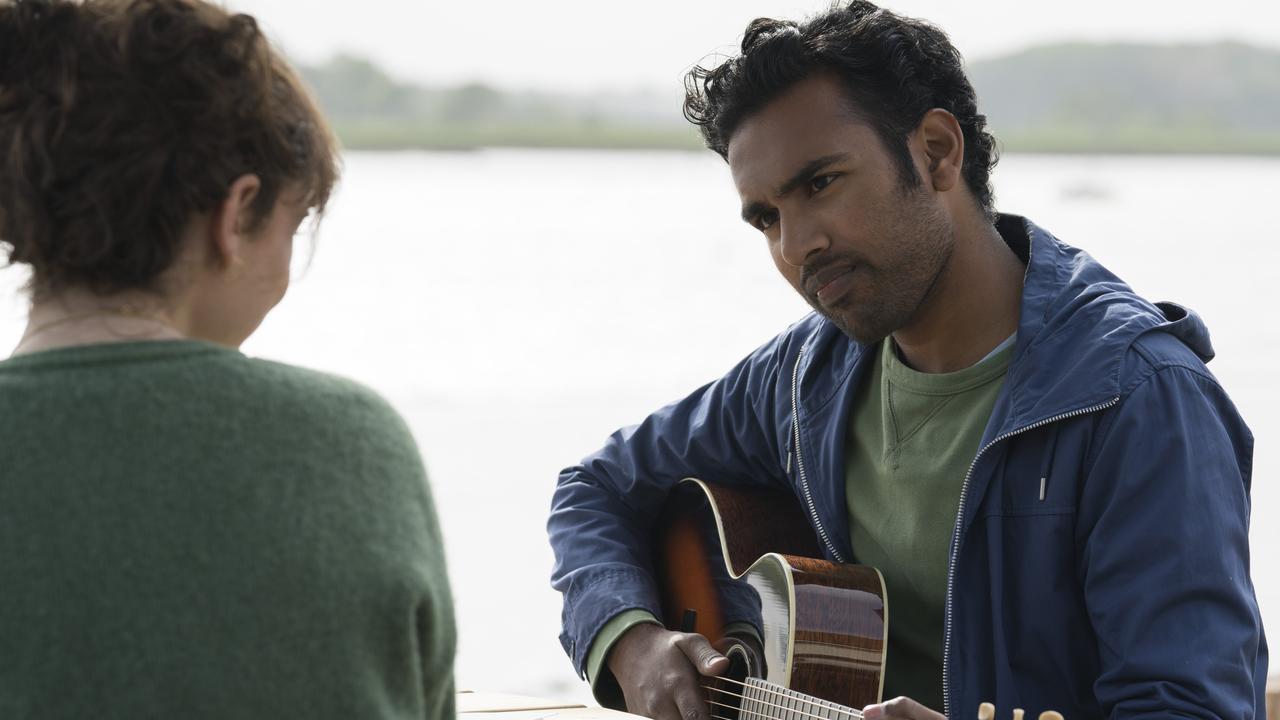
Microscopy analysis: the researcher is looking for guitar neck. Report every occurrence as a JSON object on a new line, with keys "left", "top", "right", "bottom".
{"left": 711, "top": 676, "right": 863, "bottom": 720}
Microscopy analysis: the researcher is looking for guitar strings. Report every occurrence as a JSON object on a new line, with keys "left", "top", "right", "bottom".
{"left": 704, "top": 694, "right": 863, "bottom": 720}
{"left": 703, "top": 680, "right": 862, "bottom": 720}
{"left": 703, "top": 676, "right": 865, "bottom": 719}
{"left": 707, "top": 695, "right": 861, "bottom": 720}
{"left": 701, "top": 682, "right": 865, "bottom": 720}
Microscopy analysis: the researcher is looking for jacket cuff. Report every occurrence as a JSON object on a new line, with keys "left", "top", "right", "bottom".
{"left": 558, "top": 564, "right": 662, "bottom": 679}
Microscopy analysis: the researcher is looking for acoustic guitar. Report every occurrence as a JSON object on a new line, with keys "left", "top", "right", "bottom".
{"left": 653, "top": 478, "right": 1065, "bottom": 720}
{"left": 653, "top": 477, "right": 886, "bottom": 719}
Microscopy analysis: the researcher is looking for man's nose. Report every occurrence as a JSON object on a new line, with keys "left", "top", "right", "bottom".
{"left": 778, "top": 216, "right": 830, "bottom": 267}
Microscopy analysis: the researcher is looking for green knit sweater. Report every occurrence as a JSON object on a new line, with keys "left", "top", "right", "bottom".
{"left": 0, "top": 340, "right": 455, "bottom": 719}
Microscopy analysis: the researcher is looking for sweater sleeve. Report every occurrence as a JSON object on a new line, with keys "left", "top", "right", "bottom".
{"left": 339, "top": 385, "right": 458, "bottom": 720}
{"left": 1079, "top": 365, "right": 1265, "bottom": 719}
{"left": 380, "top": 401, "right": 458, "bottom": 720}
{"left": 409, "top": 462, "right": 457, "bottom": 720}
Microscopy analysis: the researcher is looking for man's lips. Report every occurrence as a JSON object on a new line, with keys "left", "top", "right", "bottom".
{"left": 805, "top": 264, "right": 856, "bottom": 305}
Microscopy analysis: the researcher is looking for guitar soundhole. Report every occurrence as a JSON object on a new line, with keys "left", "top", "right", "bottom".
{"left": 725, "top": 636, "right": 761, "bottom": 681}
{"left": 703, "top": 638, "right": 755, "bottom": 720}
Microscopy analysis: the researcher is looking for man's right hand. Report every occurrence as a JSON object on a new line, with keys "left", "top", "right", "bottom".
{"left": 606, "top": 623, "right": 730, "bottom": 720}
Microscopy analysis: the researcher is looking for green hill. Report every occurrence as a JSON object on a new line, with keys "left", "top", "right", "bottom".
{"left": 297, "top": 42, "right": 1280, "bottom": 154}
{"left": 968, "top": 41, "right": 1280, "bottom": 154}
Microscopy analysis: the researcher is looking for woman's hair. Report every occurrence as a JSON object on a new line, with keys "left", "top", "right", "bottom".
{"left": 684, "top": 1, "right": 998, "bottom": 219}
{"left": 0, "top": 0, "right": 340, "bottom": 294}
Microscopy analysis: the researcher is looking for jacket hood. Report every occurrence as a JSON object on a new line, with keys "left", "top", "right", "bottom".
{"left": 998, "top": 214, "right": 1213, "bottom": 434}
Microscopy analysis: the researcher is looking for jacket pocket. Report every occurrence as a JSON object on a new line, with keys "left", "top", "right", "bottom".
{"left": 980, "top": 422, "right": 1089, "bottom": 518}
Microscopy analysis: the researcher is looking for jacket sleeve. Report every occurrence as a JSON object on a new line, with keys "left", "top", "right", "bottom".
{"left": 547, "top": 327, "right": 802, "bottom": 678}
{"left": 1079, "top": 364, "right": 1266, "bottom": 719}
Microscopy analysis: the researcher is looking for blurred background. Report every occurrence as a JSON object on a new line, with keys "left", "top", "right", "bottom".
{"left": 3, "top": 0, "right": 1277, "bottom": 703}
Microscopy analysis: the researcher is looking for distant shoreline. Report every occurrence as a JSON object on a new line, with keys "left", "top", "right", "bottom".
{"left": 308, "top": 41, "right": 1280, "bottom": 157}
{"left": 331, "top": 124, "right": 1280, "bottom": 155}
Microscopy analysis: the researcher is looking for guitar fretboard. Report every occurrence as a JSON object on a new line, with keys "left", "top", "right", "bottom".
{"left": 737, "top": 677, "right": 863, "bottom": 720}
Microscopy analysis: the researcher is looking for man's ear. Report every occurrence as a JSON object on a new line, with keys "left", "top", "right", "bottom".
{"left": 916, "top": 108, "right": 964, "bottom": 193}
{"left": 208, "top": 174, "right": 263, "bottom": 270}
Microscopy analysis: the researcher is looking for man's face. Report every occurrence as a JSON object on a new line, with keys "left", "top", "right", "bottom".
{"left": 727, "top": 74, "right": 954, "bottom": 345}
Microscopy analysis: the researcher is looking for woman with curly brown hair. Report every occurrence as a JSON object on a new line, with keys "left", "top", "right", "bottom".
{"left": 0, "top": 1, "right": 455, "bottom": 717}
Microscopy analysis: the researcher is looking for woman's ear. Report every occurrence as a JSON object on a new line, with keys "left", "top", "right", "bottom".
{"left": 916, "top": 108, "right": 964, "bottom": 193}
{"left": 208, "top": 174, "right": 262, "bottom": 270}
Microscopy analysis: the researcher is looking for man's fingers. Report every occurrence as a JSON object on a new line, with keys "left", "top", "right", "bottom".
{"left": 861, "top": 696, "right": 945, "bottom": 720}
{"left": 675, "top": 632, "right": 730, "bottom": 676}
{"left": 612, "top": 627, "right": 728, "bottom": 720}
{"left": 671, "top": 682, "right": 709, "bottom": 720}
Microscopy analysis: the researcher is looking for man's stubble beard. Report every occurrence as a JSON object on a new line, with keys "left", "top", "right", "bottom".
{"left": 809, "top": 195, "right": 955, "bottom": 346}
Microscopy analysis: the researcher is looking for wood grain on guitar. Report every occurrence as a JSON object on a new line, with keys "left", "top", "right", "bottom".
{"left": 653, "top": 478, "right": 887, "bottom": 718}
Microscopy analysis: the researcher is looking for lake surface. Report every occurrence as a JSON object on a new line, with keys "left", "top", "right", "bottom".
{"left": 2, "top": 150, "right": 1276, "bottom": 701}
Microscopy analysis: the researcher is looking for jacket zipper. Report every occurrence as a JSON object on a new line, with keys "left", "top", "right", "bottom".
{"left": 941, "top": 396, "right": 1119, "bottom": 718}
{"left": 790, "top": 347, "right": 846, "bottom": 563}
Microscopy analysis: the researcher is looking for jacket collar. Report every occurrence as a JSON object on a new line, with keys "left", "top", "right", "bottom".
{"left": 797, "top": 214, "right": 1212, "bottom": 439}
{"left": 792, "top": 214, "right": 1213, "bottom": 561}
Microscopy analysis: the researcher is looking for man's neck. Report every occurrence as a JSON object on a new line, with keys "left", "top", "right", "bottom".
{"left": 891, "top": 218, "right": 1025, "bottom": 374}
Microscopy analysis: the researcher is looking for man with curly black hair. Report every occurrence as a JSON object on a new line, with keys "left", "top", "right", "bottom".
{"left": 549, "top": 3, "right": 1267, "bottom": 719}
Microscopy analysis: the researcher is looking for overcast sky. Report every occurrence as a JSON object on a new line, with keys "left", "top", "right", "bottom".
{"left": 228, "top": 0, "right": 1280, "bottom": 93}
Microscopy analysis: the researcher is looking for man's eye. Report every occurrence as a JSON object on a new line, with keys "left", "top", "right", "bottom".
{"left": 756, "top": 210, "right": 779, "bottom": 231}
{"left": 810, "top": 174, "right": 837, "bottom": 193}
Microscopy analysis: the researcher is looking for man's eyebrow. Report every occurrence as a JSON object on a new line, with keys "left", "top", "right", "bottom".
{"left": 740, "top": 152, "right": 851, "bottom": 223}
{"left": 741, "top": 200, "right": 770, "bottom": 224}
{"left": 775, "top": 153, "right": 850, "bottom": 198}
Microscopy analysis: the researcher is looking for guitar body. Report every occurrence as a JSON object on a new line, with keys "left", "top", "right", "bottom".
{"left": 653, "top": 478, "right": 888, "bottom": 713}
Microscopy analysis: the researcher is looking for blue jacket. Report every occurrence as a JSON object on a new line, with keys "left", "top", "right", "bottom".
{"left": 549, "top": 215, "right": 1268, "bottom": 719}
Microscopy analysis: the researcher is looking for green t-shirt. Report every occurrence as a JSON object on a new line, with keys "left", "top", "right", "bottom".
{"left": 587, "top": 338, "right": 1013, "bottom": 710}
{"left": 845, "top": 337, "right": 1014, "bottom": 711}
{"left": 0, "top": 340, "right": 455, "bottom": 719}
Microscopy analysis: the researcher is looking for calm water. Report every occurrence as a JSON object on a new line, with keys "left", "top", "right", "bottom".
{"left": 2, "top": 151, "right": 1276, "bottom": 700}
